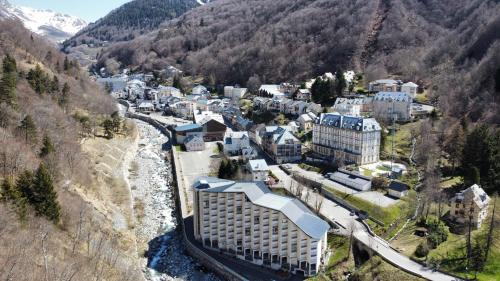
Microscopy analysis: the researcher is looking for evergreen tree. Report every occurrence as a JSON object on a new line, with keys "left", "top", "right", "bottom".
{"left": 111, "top": 111, "right": 122, "bottom": 133}
{"left": 16, "top": 170, "right": 34, "bottom": 203}
{"left": 27, "top": 64, "right": 49, "bottom": 94}
{"left": 334, "top": 70, "right": 346, "bottom": 96}
{"left": 444, "top": 124, "right": 465, "bottom": 171}
{"left": 32, "top": 163, "right": 61, "bottom": 222}
{"left": 63, "top": 56, "right": 70, "bottom": 71}
{"left": 102, "top": 118, "right": 115, "bottom": 139}
{"left": 18, "top": 115, "right": 37, "bottom": 144}
{"left": 40, "top": 134, "right": 55, "bottom": 157}
{"left": 0, "top": 54, "right": 18, "bottom": 106}
{"left": 50, "top": 75, "right": 60, "bottom": 93}
{"left": 59, "top": 82, "right": 70, "bottom": 108}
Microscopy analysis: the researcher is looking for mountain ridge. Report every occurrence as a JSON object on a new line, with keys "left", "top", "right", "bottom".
{"left": 0, "top": 0, "right": 87, "bottom": 42}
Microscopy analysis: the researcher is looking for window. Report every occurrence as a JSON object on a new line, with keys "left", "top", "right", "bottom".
{"left": 273, "top": 226, "right": 278, "bottom": 235}
{"left": 236, "top": 206, "right": 242, "bottom": 214}
{"left": 254, "top": 215, "right": 260, "bottom": 224}
{"left": 204, "top": 200, "right": 209, "bottom": 207}
{"left": 245, "top": 227, "right": 251, "bottom": 236}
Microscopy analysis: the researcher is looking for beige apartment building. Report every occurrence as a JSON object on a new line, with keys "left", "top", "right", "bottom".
{"left": 193, "top": 177, "right": 330, "bottom": 277}
{"left": 312, "top": 113, "right": 381, "bottom": 165}
{"left": 450, "top": 184, "right": 490, "bottom": 228}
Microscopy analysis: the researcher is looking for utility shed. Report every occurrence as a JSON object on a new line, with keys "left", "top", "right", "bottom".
{"left": 329, "top": 169, "right": 371, "bottom": 191}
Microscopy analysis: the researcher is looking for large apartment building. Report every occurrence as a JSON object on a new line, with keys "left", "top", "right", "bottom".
{"left": 312, "top": 113, "right": 381, "bottom": 165}
{"left": 193, "top": 177, "right": 330, "bottom": 277}
{"left": 373, "top": 91, "right": 413, "bottom": 122}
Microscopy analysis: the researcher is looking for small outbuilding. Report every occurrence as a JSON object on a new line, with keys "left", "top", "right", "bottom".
{"left": 388, "top": 181, "right": 409, "bottom": 198}
{"left": 328, "top": 169, "right": 371, "bottom": 191}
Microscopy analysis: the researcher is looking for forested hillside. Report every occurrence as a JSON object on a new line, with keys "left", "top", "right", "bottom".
{"left": 65, "top": 0, "right": 200, "bottom": 47}
{"left": 96, "top": 0, "right": 500, "bottom": 123}
{"left": 0, "top": 19, "right": 142, "bottom": 281}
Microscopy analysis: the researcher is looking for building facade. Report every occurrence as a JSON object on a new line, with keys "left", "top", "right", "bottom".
{"left": 372, "top": 92, "right": 413, "bottom": 122}
{"left": 247, "top": 159, "right": 270, "bottom": 181}
{"left": 312, "top": 113, "right": 381, "bottom": 165}
{"left": 224, "top": 131, "right": 251, "bottom": 155}
{"left": 192, "top": 178, "right": 330, "bottom": 277}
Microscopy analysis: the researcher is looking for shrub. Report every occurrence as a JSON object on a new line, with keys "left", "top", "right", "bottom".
{"left": 426, "top": 218, "right": 449, "bottom": 248}
{"left": 415, "top": 241, "right": 429, "bottom": 258}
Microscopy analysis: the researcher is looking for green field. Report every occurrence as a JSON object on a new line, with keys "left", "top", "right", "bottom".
{"left": 382, "top": 122, "right": 419, "bottom": 162}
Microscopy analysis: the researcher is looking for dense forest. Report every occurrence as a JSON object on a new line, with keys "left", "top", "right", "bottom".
{"left": 64, "top": 0, "right": 201, "bottom": 46}
{"left": 95, "top": 0, "right": 500, "bottom": 124}
{"left": 0, "top": 19, "right": 142, "bottom": 281}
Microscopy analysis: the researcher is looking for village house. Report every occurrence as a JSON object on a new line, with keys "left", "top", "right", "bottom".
{"left": 450, "top": 184, "right": 490, "bottom": 228}
{"left": 194, "top": 111, "right": 227, "bottom": 141}
{"left": 137, "top": 100, "right": 155, "bottom": 113}
{"left": 223, "top": 131, "right": 251, "bottom": 155}
{"left": 192, "top": 85, "right": 209, "bottom": 96}
{"left": 185, "top": 134, "right": 205, "bottom": 152}
{"left": 332, "top": 98, "right": 364, "bottom": 116}
{"left": 306, "top": 103, "right": 323, "bottom": 115}
{"left": 368, "top": 79, "right": 401, "bottom": 93}
{"left": 247, "top": 159, "right": 270, "bottom": 181}
{"left": 401, "top": 82, "right": 419, "bottom": 98}
{"left": 158, "top": 86, "right": 181, "bottom": 97}
{"left": 174, "top": 123, "right": 203, "bottom": 144}
{"left": 224, "top": 86, "right": 248, "bottom": 100}
{"left": 262, "top": 126, "right": 302, "bottom": 164}
{"left": 169, "top": 101, "right": 194, "bottom": 119}
{"left": 290, "top": 100, "right": 309, "bottom": 116}
{"left": 295, "top": 89, "right": 311, "bottom": 101}
{"left": 297, "top": 112, "right": 317, "bottom": 132}
{"left": 312, "top": 113, "right": 381, "bottom": 165}
{"left": 373, "top": 92, "right": 413, "bottom": 122}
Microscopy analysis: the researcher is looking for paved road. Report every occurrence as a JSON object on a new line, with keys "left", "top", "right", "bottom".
{"left": 269, "top": 165, "right": 461, "bottom": 281}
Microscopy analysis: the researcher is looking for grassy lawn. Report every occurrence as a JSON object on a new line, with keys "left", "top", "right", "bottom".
{"left": 307, "top": 234, "right": 354, "bottom": 281}
{"left": 382, "top": 122, "right": 419, "bottom": 162}
{"left": 440, "top": 176, "right": 463, "bottom": 188}
{"left": 299, "top": 163, "right": 322, "bottom": 173}
{"left": 360, "top": 168, "right": 373, "bottom": 177}
{"left": 174, "top": 145, "right": 182, "bottom": 152}
{"left": 324, "top": 186, "right": 415, "bottom": 227}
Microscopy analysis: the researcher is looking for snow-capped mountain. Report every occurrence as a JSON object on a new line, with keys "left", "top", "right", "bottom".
{"left": 0, "top": 0, "right": 87, "bottom": 42}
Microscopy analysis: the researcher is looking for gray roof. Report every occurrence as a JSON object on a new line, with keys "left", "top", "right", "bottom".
{"left": 248, "top": 159, "right": 269, "bottom": 171}
{"left": 317, "top": 113, "right": 381, "bottom": 132}
{"left": 193, "top": 177, "right": 330, "bottom": 239}
{"left": 331, "top": 170, "right": 371, "bottom": 186}
{"left": 453, "top": 184, "right": 490, "bottom": 208}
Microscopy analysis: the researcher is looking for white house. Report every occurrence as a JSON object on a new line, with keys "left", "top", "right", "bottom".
{"left": 401, "top": 82, "right": 418, "bottom": 98}
{"left": 137, "top": 101, "right": 155, "bottom": 113}
{"left": 158, "top": 86, "right": 181, "bottom": 97}
{"left": 259, "top": 85, "right": 285, "bottom": 99}
{"left": 247, "top": 159, "right": 270, "bottom": 181}
{"left": 388, "top": 181, "right": 409, "bottom": 199}
{"left": 224, "top": 86, "right": 248, "bottom": 100}
{"left": 450, "top": 184, "right": 490, "bottom": 228}
{"left": 192, "top": 85, "right": 208, "bottom": 96}
{"left": 185, "top": 135, "right": 205, "bottom": 152}
{"left": 223, "top": 131, "right": 251, "bottom": 156}
{"left": 295, "top": 89, "right": 311, "bottom": 101}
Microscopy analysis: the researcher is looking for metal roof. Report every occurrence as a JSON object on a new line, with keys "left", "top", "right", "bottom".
{"left": 318, "top": 113, "right": 381, "bottom": 132}
{"left": 174, "top": 123, "right": 202, "bottom": 132}
{"left": 193, "top": 177, "right": 330, "bottom": 239}
{"left": 248, "top": 159, "right": 269, "bottom": 171}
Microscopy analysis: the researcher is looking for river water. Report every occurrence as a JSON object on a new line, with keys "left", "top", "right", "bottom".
{"left": 128, "top": 120, "right": 220, "bottom": 281}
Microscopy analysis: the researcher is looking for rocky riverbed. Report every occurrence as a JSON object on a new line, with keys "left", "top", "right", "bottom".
{"left": 128, "top": 120, "right": 220, "bottom": 281}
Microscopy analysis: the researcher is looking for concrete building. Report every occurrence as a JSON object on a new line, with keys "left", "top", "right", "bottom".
{"left": 329, "top": 169, "right": 371, "bottom": 191}
{"left": 450, "top": 184, "right": 490, "bottom": 228}
{"left": 192, "top": 85, "right": 209, "bottom": 95}
{"left": 224, "top": 86, "right": 248, "bottom": 100}
{"left": 262, "top": 126, "right": 302, "bottom": 164}
{"left": 224, "top": 131, "right": 251, "bottom": 156}
{"left": 192, "top": 177, "right": 330, "bottom": 277}
{"left": 332, "top": 98, "right": 364, "bottom": 116}
{"left": 247, "top": 159, "right": 270, "bottom": 181}
{"left": 312, "top": 113, "right": 381, "bottom": 165}
{"left": 373, "top": 92, "right": 413, "bottom": 122}
{"left": 295, "top": 89, "right": 311, "bottom": 101}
